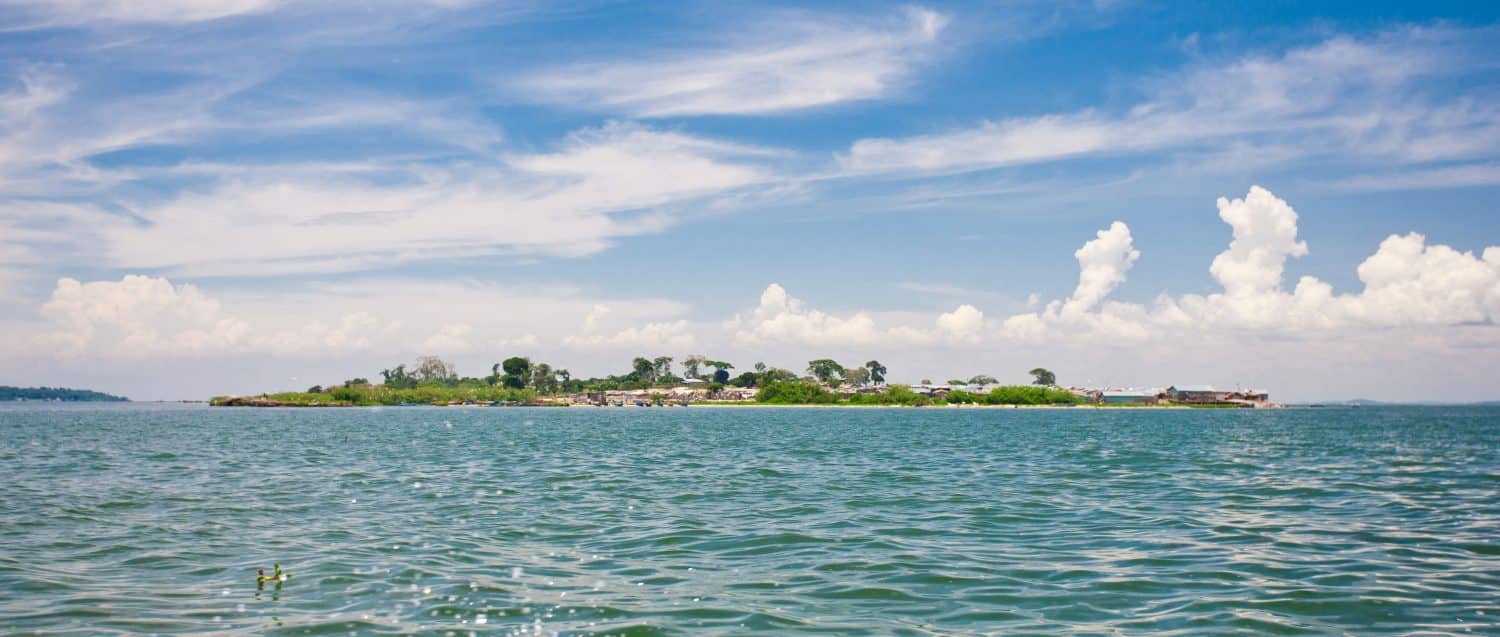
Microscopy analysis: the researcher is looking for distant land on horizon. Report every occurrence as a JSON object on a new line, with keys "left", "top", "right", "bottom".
{"left": 1330, "top": 399, "right": 1500, "bottom": 407}
{"left": 0, "top": 386, "right": 129, "bottom": 402}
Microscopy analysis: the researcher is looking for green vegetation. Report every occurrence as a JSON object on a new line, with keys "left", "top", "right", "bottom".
{"left": 1028, "top": 367, "right": 1057, "bottom": 386}
{"left": 756, "top": 381, "right": 1082, "bottom": 407}
{"left": 216, "top": 352, "right": 1099, "bottom": 409}
{"left": 1, "top": 386, "right": 128, "bottom": 402}
{"left": 213, "top": 382, "right": 538, "bottom": 406}
{"left": 944, "top": 385, "right": 1082, "bottom": 405}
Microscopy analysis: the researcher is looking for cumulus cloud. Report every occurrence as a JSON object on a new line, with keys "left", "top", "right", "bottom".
{"left": 935, "top": 304, "right": 984, "bottom": 342}
{"left": 37, "top": 275, "right": 402, "bottom": 358}
{"left": 1004, "top": 186, "right": 1500, "bottom": 342}
{"left": 516, "top": 7, "right": 946, "bottom": 116}
{"left": 730, "top": 283, "right": 985, "bottom": 346}
{"left": 562, "top": 321, "right": 696, "bottom": 350}
{"left": 1061, "top": 221, "right": 1139, "bottom": 317}
{"left": 40, "top": 275, "right": 252, "bottom": 358}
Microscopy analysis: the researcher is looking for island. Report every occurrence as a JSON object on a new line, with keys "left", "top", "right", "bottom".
{"left": 212, "top": 355, "right": 1275, "bottom": 408}
{"left": 1, "top": 386, "right": 129, "bottom": 402}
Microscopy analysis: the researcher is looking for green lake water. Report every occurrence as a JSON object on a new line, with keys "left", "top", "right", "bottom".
{"left": 1, "top": 404, "right": 1497, "bottom": 635}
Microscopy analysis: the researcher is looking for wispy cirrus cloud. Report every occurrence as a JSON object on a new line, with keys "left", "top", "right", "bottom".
{"left": 83, "top": 123, "right": 776, "bottom": 276}
{"left": 514, "top": 6, "right": 948, "bottom": 117}
{"left": 840, "top": 25, "right": 1500, "bottom": 177}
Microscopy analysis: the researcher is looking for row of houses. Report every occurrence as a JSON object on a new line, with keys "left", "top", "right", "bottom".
{"left": 898, "top": 383, "right": 1273, "bottom": 407}
{"left": 567, "top": 386, "right": 760, "bottom": 406}
{"left": 1077, "top": 385, "right": 1273, "bottom": 407}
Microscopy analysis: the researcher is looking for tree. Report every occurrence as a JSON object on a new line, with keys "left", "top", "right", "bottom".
{"left": 413, "top": 356, "right": 457, "bottom": 383}
{"left": 381, "top": 364, "right": 416, "bottom": 389}
{"left": 706, "top": 360, "right": 734, "bottom": 384}
{"left": 681, "top": 355, "right": 707, "bottom": 380}
{"left": 845, "top": 367, "right": 871, "bottom": 387}
{"left": 307, "top": 385, "right": 323, "bottom": 394}
{"left": 632, "top": 357, "right": 656, "bottom": 382}
{"left": 947, "top": 379, "right": 967, "bottom": 386}
{"left": 343, "top": 378, "right": 369, "bottom": 387}
{"left": 532, "top": 362, "right": 555, "bottom": 394}
{"left": 968, "top": 374, "right": 998, "bottom": 386}
{"left": 807, "top": 359, "right": 846, "bottom": 386}
{"left": 921, "top": 378, "right": 933, "bottom": 385}
{"left": 864, "top": 360, "right": 887, "bottom": 385}
{"left": 501, "top": 357, "right": 531, "bottom": 389}
{"left": 652, "top": 356, "right": 673, "bottom": 380}
{"left": 1029, "top": 367, "right": 1056, "bottom": 386}
{"left": 754, "top": 361, "right": 767, "bottom": 373}
{"left": 487, "top": 363, "right": 501, "bottom": 386}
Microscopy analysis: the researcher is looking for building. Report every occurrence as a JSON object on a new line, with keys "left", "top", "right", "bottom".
{"left": 1100, "top": 389, "right": 1159, "bottom": 405}
{"left": 1167, "top": 385, "right": 1222, "bottom": 403}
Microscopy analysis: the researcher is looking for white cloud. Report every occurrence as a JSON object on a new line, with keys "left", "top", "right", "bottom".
{"left": 2, "top": 0, "right": 282, "bottom": 24}
{"left": 839, "top": 26, "right": 1499, "bottom": 176}
{"left": 26, "top": 274, "right": 700, "bottom": 360}
{"left": 1209, "top": 185, "right": 1307, "bottom": 297}
{"left": 422, "top": 323, "right": 473, "bottom": 352}
{"left": 935, "top": 304, "right": 984, "bottom": 342}
{"left": 1003, "top": 186, "right": 1500, "bottom": 342}
{"left": 257, "top": 311, "right": 382, "bottom": 355}
{"left": 40, "top": 275, "right": 252, "bottom": 358}
{"left": 562, "top": 321, "right": 696, "bottom": 351}
{"left": 729, "top": 283, "right": 986, "bottom": 347}
{"left": 516, "top": 7, "right": 946, "bottom": 116}
{"left": 87, "top": 123, "right": 771, "bottom": 276}
{"left": 1061, "top": 221, "right": 1139, "bottom": 317}
{"left": 731, "top": 283, "right": 883, "bottom": 346}
{"left": 1333, "top": 163, "right": 1500, "bottom": 191}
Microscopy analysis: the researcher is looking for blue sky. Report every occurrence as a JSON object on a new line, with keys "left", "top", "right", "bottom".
{"left": 1, "top": 1, "right": 1498, "bottom": 401}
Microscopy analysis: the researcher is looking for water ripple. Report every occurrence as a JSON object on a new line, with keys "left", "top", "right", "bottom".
{"left": 1, "top": 404, "right": 1497, "bottom": 634}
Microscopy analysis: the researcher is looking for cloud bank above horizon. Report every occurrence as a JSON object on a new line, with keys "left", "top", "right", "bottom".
{"left": 0, "top": 1, "right": 1497, "bottom": 401}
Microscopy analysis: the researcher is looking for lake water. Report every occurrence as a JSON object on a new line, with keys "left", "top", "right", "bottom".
{"left": 1, "top": 404, "right": 1497, "bottom": 635}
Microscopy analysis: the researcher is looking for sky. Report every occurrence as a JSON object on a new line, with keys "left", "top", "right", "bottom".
{"left": 1, "top": 0, "right": 1498, "bottom": 402}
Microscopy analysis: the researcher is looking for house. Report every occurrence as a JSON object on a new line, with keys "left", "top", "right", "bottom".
{"left": 1167, "top": 385, "right": 1222, "bottom": 403}
{"left": 1100, "top": 389, "right": 1159, "bottom": 405}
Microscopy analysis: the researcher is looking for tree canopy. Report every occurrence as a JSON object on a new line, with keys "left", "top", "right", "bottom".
{"left": 1028, "top": 368, "right": 1057, "bottom": 386}
{"left": 806, "top": 359, "right": 846, "bottom": 386}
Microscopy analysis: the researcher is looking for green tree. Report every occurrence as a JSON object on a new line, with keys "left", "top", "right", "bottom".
{"left": 846, "top": 367, "right": 871, "bottom": 387}
{"left": 968, "top": 374, "right": 998, "bottom": 386}
{"left": 532, "top": 363, "right": 555, "bottom": 393}
{"left": 706, "top": 360, "right": 734, "bottom": 384}
{"left": 632, "top": 357, "right": 656, "bottom": 382}
{"left": 947, "top": 379, "right": 966, "bottom": 386}
{"left": 807, "top": 359, "right": 846, "bottom": 386}
{"left": 864, "top": 360, "right": 887, "bottom": 385}
{"left": 381, "top": 364, "right": 417, "bottom": 389}
{"left": 1029, "top": 367, "right": 1057, "bottom": 386}
{"left": 502, "top": 357, "right": 531, "bottom": 389}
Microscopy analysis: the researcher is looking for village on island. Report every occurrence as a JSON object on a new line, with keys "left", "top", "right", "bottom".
{"left": 213, "top": 354, "right": 1276, "bottom": 409}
